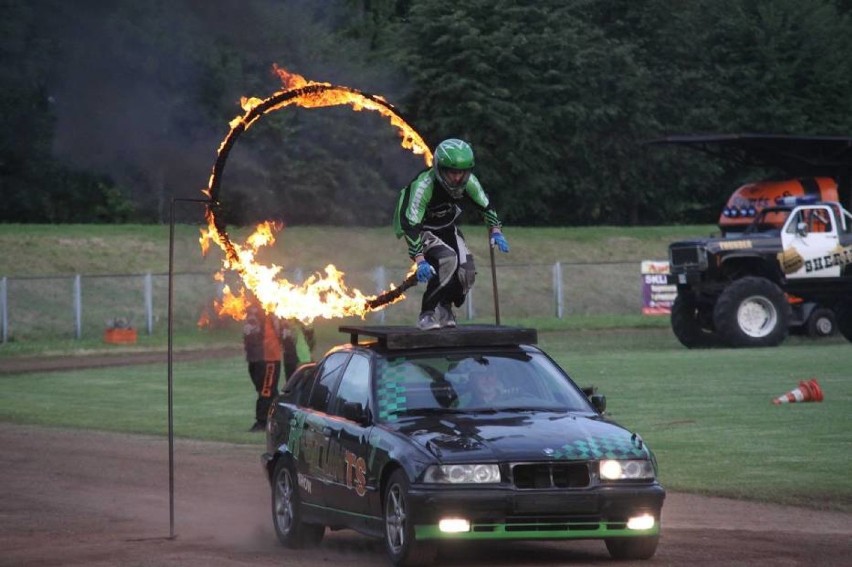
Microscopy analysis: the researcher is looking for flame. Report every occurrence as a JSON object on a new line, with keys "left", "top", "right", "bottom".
{"left": 201, "top": 66, "right": 430, "bottom": 325}
{"left": 200, "top": 220, "right": 403, "bottom": 324}
{"left": 218, "top": 64, "right": 433, "bottom": 168}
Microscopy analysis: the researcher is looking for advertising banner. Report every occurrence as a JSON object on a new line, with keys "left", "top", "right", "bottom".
{"left": 641, "top": 260, "right": 677, "bottom": 315}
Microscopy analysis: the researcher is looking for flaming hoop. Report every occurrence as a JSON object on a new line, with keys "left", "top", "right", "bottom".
{"left": 200, "top": 66, "right": 432, "bottom": 324}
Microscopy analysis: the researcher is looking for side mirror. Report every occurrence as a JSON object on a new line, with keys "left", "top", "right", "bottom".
{"left": 796, "top": 221, "right": 808, "bottom": 237}
{"left": 581, "top": 385, "right": 606, "bottom": 414}
{"left": 342, "top": 401, "right": 369, "bottom": 425}
{"left": 590, "top": 394, "right": 607, "bottom": 414}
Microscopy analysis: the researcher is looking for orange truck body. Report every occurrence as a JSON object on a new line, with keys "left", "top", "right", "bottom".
{"left": 718, "top": 177, "right": 838, "bottom": 232}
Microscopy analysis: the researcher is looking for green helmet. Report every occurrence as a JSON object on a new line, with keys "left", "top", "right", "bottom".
{"left": 433, "top": 138, "right": 474, "bottom": 198}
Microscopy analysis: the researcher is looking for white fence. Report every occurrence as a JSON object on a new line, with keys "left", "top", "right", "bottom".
{"left": 0, "top": 261, "right": 642, "bottom": 342}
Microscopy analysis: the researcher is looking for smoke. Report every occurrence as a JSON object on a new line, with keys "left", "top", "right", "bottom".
{"left": 41, "top": 0, "right": 419, "bottom": 224}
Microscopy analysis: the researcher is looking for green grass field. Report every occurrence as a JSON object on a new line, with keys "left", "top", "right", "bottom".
{"left": 0, "top": 224, "right": 850, "bottom": 514}
{"left": 0, "top": 326, "right": 848, "bottom": 513}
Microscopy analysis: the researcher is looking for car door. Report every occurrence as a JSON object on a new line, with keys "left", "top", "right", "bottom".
{"left": 322, "top": 352, "right": 375, "bottom": 524}
{"left": 781, "top": 205, "right": 841, "bottom": 278}
{"left": 300, "top": 351, "right": 350, "bottom": 508}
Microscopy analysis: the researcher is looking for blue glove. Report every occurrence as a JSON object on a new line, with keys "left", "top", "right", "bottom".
{"left": 416, "top": 260, "right": 436, "bottom": 283}
{"left": 490, "top": 231, "right": 510, "bottom": 253}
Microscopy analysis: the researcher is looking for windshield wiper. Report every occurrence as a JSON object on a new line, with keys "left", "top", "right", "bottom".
{"left": 397, "top": 407, "right": 464, "bottom": 416}
{"left": 465, "top": 406, "right": 549, "bottom": 414}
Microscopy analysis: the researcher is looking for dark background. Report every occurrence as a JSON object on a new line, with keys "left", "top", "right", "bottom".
{"left": 3, "top": 0, "right": 851, "bottom": 226}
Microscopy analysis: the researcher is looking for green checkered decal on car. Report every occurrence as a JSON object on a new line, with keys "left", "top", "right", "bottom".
{"left": 552, "top": 434, "right": 648, "bottom": 460}
{"left": 376, "top": 359, "right": 409, "bottom": 422}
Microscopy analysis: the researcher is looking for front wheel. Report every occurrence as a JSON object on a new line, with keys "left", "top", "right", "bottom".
{"left": 271, "top": 457, "right": 324, "bottom": 548}
{"left": 605, "top": 535, "right": 659, "bottom": 560}
{"left": 384, "top": 470, "right": 436, "bottom": 567}
{"left": 671, "top": 292, "right": 718, "bottom": 348}
{"left": 713, "top": 277, "right": 789, "bottom": 347}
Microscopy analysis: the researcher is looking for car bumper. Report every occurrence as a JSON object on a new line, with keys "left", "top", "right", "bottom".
{"left": 407, "top": 483, "right": 665, "bottom": 541}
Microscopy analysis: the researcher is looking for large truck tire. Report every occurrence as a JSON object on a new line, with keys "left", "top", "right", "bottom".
{"left": 713, "top": 277, "right": 790, "bottom": 348}
{"left": 671, "top": 292, "right": 718, "bottom": 348}
{"left": 836, "top": 301, "right": 852, "bottom": 343}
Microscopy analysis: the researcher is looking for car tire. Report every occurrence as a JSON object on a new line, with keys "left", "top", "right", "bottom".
{"left": 713, "top": 277, "right": 790, "bottom": 347}
{"left": 836, "top": 301, "right": 852, "bottom": 343}
{"left": 384, "top": 469, "right": 436, "bottom": 567}
{"left": 271, "top": 457, "right": 324, "bottom": 548}
{"left": 605, "top": 535, "right": 659, "bottom": 560}
{"left": 671, "top": 292, "right": 718, "bottom": 348}
{"left": 806, "top": 307, "right": 836, "bottom": 338}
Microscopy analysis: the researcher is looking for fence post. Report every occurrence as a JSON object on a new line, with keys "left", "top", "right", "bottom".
{"left": 144, "top": 272, "right": 154, "bottom": 335}
{"left": 73, "top": 274, "right": 82, "bottom": 340}
{"left": 1, "top": 277, "right": 7, "bottom": 344}
{"left": 374, "top": 266, "right": 387, "bottom": 323}
{"left": 553, "top": 262, "right": 564, "bottom": 319}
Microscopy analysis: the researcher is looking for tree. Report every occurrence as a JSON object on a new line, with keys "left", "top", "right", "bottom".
{"left": 377, "top": 0, "right": 852, "bottom": 225}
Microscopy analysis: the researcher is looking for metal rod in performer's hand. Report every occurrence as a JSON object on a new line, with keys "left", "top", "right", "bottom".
{"left": 489, "top": 228, "right": 501, "bottom": 325}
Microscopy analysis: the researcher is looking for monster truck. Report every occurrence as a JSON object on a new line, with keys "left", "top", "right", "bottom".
{"left": 648, "top": 134, "right": 852, "bottom": 346}
{"left": 667, "top": 197, "right": 852, "bottom": 347}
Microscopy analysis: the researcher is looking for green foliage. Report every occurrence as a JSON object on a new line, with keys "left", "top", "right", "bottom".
{"left": 2, "top": 0, "right": 851, "bottom": 225}
{"left": 380, "top": 0, "right": 852, "bottom": 225}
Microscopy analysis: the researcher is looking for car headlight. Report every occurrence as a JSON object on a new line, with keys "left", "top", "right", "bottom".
{"left": 599, "top": 459, "right": 655, "bottom": 480}
{"left": 423, "top": 464, "right": 501, "bottom": 484}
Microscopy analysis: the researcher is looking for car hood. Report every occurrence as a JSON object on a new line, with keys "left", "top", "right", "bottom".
{"left": 390, "top": 412, "right": 650, "bottom": 462}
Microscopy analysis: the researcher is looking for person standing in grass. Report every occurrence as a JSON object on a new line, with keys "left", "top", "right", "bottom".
{"left": 281, "top": 319, "right": 315, "bottom": 380}
{"left": 243, "top": 296, "right": 284, "bottom": 433}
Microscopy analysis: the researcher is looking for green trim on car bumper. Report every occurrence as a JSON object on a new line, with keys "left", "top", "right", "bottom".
{"left": 303, "top": 502, "right": 381, "bottom": 522}
{"left": 415, "top": 522, "right": 660, "bottom": 541}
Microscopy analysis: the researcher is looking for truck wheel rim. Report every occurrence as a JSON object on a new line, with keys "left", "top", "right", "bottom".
{"left": 737, "top": 296, "right": 777, "bottom": 338}
{"left": 815, "top": 316, "right": 833, "bottom": 335}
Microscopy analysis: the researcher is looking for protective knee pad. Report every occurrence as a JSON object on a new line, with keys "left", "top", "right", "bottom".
{"left": 434, "top": 249, "right": 459, "bottom": 288}
{"left": 457, "top": 254, "right": 476, "bottom": 294}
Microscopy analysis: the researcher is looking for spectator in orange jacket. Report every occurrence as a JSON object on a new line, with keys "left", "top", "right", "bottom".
{"left": 243, "top": 298, "right": 283, "bottom": 432}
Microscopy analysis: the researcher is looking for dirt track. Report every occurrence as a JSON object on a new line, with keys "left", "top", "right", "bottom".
{"left": 1, "top": 423, "right": 849, "bottom": 567}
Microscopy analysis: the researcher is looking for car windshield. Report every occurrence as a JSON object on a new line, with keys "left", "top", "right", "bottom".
{"left": 373, "top": 352, "right": 592, "bottom": 421}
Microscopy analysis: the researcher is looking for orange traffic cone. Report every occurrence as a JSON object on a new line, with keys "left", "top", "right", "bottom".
{"left": 772, "top": 378, "right": 824, "bottom": 405}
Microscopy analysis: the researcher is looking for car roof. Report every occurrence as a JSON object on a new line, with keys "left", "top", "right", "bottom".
{"left": 338, "top": 325, "right": 538, "bottom": 352}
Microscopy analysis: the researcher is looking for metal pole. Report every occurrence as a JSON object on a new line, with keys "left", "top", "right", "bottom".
{"left": 145, "top": 273, "right": 154, "bottom": 335}
{"left": 73, "top": 274, "right": 82, "bottom": 340}
{"left": 167, "top": 200, "right": 176, "bottom": 540}
{"left": 488, "top": 231, "right": 501, "bottom": 325}
{"left": 374, "top": 266, "right": 386, "bottom": 324}
{"left": 1, "top": 277, "right": 7, "bottom": 344}
{"left": 167, "top": 197, "right": 210, "bottom": 540}
{"left": 554, "top": 262, "right": 564, "bottom": 319}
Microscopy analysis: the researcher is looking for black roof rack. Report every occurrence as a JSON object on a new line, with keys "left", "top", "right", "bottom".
{"left": 339, "top": 325, "right": 538, "bottom": 350}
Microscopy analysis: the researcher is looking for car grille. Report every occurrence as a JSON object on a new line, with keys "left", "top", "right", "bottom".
{"left": 669, "top": 245, "right": 706, "bottom": 270}
{"left": 511, "top": 462, "right": 590, "bottom": 489}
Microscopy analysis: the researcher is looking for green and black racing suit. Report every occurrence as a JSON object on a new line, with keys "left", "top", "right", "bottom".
{"left": 394, "top": 168, "right": 503, "bottom": 314}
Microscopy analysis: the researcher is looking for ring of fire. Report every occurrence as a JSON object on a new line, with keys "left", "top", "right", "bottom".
{"left": 199, "top": 66, "right": 432, "bottom": 324}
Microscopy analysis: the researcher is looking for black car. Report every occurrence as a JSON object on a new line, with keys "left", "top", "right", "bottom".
{"left": 263, "top": 325, "right": 665, "bottom": 565}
